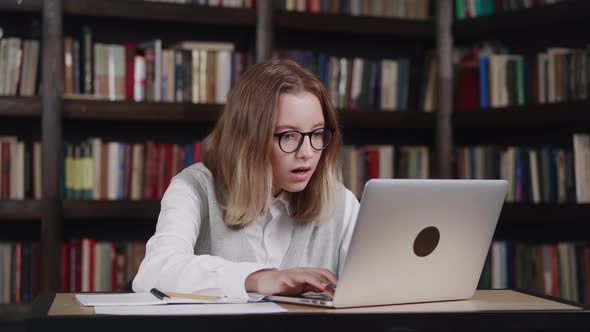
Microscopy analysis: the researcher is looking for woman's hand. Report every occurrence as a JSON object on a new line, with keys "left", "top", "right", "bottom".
{"left": 245, "top": 267, "right": 338, "bottom": 298}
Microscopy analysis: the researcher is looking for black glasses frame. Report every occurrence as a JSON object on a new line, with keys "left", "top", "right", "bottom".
{"left": 273, "top": 128, "right": 333, "bottom": 153}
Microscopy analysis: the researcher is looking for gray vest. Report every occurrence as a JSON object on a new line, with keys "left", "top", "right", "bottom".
{"left": 175, "top": 163, "right": 347, "bottom": 274}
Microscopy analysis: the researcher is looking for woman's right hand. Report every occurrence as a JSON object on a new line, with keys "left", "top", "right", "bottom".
{"left": 245, "top": 267, "right": 338, "bottom": 298}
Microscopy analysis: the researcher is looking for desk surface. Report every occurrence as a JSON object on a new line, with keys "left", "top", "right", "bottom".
{"left": 28, "top": 290, "right": 590, "bottom": 332}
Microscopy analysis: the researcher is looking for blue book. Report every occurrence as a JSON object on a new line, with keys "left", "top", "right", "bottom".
{"left": 475, "top": 0, "right": 483, "bottom": 17}
{"left": 479, "top": 56, "right": 489, "bottom": 108}
{"left": 184, "top": 144, "right": 193, "bottom": 168}
{"left": 318, "top": 53, "right": 328, "bottom": 88}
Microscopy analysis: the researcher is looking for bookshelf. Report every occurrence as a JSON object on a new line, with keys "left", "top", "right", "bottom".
{"left": 275, "top": 11, "right": 435, "bottom": 37}
{"left": 453, "top": 0, "right": 590, "bottom": 302}
{"left": 0, "top": 0, "right": 42, "bottom": 13}
{"left": 0, "top": 97, "right": 42, "bottom": 118}
{"left": 63, "top": 0, "right": 256, "bottom": 26}
{"left": 453, "top": 101, "right": 590, "bottom": 129}
{"left": 0, "top": 0, "right": 448, "bottom": 314}
{"left": 7, "top": 0, "right": 588, "bottom": 315}
{"left": 0, "top": 201, "right": 41, "bottom": 221}
{"left": 453, "top": 0, "right": 590, "bottom": 43}
{"left": 0, "top": 0, "right": 590, "bottom": 316}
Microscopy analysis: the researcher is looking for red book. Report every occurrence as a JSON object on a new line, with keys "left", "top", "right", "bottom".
{"left": 89, "top": 239, "right": 96, "bottom": 292}
{"left": 365, "top": 148, "right": 380, "bottom": 180}
{"left": 15, "top": 242, "right": 22, "bottom": 304}
{"left": 59, "top": 242, "right": 70, "bottom": 292}
{"left": 124, "top": 42, "right": 137, "bottom": 101}
{"left": 308, "top": 0, "right": 321, "bottom": 13}
{"left": 193, "top": 143, "right": 201, "bottom": 164}
{"left": 454, "top": 49, "right": 480, "bottom": 110}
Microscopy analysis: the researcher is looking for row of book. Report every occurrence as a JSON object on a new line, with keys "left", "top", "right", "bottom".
{"left": 0, "top": 137, "right": 40, "bottom": 200}
{"left": 0, "top": 37, "right": 40, "bottom": 97}
{"left": 456, "top": 146, "right": 578, "bottom": 204}
{"left": 62, "top": 139, "right": 202, "bottom": 201}
{"left": 144, "top": 0, "right": 256, "bottom": 7}
{"left": 279, "top": 0, "right": 431, "bottom": 20}
{"left": 455, "top": 45, "right": 590, "bottom": 110}
{"left": 144, "top": 0, "right": 431, "bottom": 20}
{"left": 479, "top": 241, "right": 590, "bottom": 304}
{"left": 455, "top": 0, "right": 566, "bottom": 20}
{"left": 0, "top": 242, "right": 41, "bottom": 304}
{"left": 276, "top": 50, "right": 436, "bottom": 112}
{"left": 64, "top": 30, "right": 252, "bottom": 103}
{"left": 3, "top": 135, "right": 590, "bottom": 202}
{"left": 342, "top": 145, "right": 430, "bottom": 198}
{"left": 59, "top": 239, "right": 146, "bottom": 293}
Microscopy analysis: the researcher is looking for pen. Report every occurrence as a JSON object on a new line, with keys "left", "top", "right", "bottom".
{"left": 150, "top": 288, "right": 171, "bottom": 301}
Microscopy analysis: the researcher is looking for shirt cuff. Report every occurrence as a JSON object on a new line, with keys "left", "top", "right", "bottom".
{"left": 218, "top": 262, "right": 271, "bottom": 301}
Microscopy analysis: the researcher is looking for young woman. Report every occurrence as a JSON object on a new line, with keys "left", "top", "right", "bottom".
{"left": 132, "top": 59, "right": 359, "bottom": 301}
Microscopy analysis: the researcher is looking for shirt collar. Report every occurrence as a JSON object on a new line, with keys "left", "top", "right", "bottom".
{"left": 272, "top": 191, "right": 291, "bottom": 215}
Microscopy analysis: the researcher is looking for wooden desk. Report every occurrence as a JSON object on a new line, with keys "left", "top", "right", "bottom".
{"left": 27, "top": 290, "right": 590, "bottom": 332}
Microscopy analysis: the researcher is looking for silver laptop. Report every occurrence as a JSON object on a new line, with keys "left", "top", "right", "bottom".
{"left": 266, "top": 179, "right": 508, "bottom": 308}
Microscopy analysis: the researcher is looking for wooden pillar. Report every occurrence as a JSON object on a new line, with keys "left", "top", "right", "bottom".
{"left": 41, "top": 0, "right": 63, "bottom": 292}
{"left": 435, "top": 0, "right": 454, "bottom": 179}
{"left": 256, "top": 0, "right": 273, "bottom": 63}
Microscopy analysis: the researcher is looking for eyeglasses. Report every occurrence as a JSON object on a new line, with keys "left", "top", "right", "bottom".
{"left": 273, "top": 128, "right": 333, "bottom": 153}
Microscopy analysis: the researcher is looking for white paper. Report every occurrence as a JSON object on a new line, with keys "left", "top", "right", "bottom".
{"left": 76, "top": 293, "right": 164, "bottom": 306}
{"left": 75, "top": 292, "right": 224, "bottom": 306}
{"left": 94, "top": 302, "right": 287, "bottom": 315}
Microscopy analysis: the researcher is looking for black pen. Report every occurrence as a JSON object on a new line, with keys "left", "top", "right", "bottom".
{"left": 150, "top": 288, "right": 171, "bottom": 301}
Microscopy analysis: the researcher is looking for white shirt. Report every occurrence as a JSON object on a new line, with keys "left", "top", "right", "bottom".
{"left": 132, "top": 178, "right": 360, "bottom": 301}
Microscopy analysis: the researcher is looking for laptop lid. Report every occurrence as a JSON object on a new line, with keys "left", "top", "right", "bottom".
{"left": 332, "top": 179, "right": 508, "bottom": 308}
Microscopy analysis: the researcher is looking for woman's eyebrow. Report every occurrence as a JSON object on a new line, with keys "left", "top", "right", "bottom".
{"left": 275, "top": 122, "right": 325, "bottom": 131}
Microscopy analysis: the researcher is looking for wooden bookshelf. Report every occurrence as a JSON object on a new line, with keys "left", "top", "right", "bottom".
{"left": 63, "top": 200, "right": 160, "bottom": 220}
{"left": 453, "top": 101, "right": 590, "bottom": 129}
{"left": 0, "top": 303, "right": 32, "bottom": 321}
{"left": 62, "top": 99, "right": 221, "bottom": 124}
{"left": 453, "top": 0, "right": 590, "bottom": 42}
{"left": 0, "top": 200, "right": 41, "bottom": 221}
{"left": 61, "top": 99, "right": 436, "bottom": 129}
{"left": 0, "top": 97, "right": 42, "bottom": 118}
{"left": 498, "top": 203, "right": 590, "bottom": 226}
{"left": 339, "top": 110, "right": 435, "bottom": 129}
{"left": 62, "top": 0, "right": 256, "bottom": 26}
{"left": 275, "top": 11, "right": 434, "bottom": 38}
{"left": 0, "top": 0, "right": 42, "bottom": 12}
{"left": 0, "top": 0, "right": 451, "bottom": 307}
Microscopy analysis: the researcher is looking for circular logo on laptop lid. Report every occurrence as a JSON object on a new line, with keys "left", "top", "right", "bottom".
{"left": 413, "top": 226, "right": 440, "bottom": 257}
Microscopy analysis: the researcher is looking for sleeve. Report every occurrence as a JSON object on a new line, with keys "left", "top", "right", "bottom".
{"left": 131, "top": 176, "right": 271, "bottom": 301}
{"left": 337, "top": 189, "right": 360, "bottom": 276}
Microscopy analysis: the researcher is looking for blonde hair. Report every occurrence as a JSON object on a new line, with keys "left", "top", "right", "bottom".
{"left": 202, "top": 59, "right": 342, "bottom": 228}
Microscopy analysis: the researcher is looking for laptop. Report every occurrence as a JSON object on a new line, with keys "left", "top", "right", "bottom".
{"left": 266, "top": 179, "right": 508, "bottom": 308}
